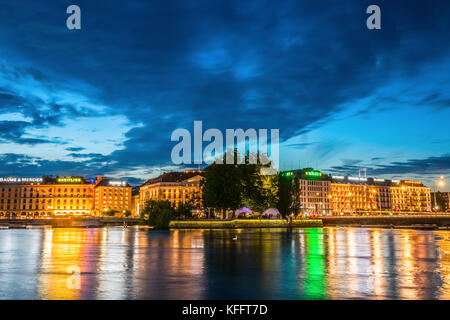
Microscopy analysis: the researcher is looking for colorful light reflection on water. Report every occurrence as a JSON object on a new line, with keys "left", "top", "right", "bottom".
{"left": 0, "top": 227, "right": 449, "bottom": 299}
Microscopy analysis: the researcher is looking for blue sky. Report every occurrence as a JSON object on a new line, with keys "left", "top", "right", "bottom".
{"left": 0, "top": 0, "right": 449, "bottom": 189}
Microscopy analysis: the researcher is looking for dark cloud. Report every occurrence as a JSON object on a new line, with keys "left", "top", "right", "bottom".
{"left": 328, "top": 155, "right": 450, "bottom": 178}
{"left": 371, "top": 155, "right": 450, "bottom": 175}
{"left": 0, "top": 1, "right": 449, "bottom": 176}
{"left": 67, "top": 153, "right": 109, "bottom": 163}
{"left": 0, "top": 153, "right": 110, "bottom": 178}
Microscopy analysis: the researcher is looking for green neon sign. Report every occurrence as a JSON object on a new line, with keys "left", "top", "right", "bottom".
{"left": 305, "top": 170, "right": 322, "bottom": 179}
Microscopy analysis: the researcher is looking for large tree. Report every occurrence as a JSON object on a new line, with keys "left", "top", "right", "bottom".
{"left": 202, "top": 160, "right": 242, "bottom": 218}
{"left": 277, "top": 174, "right": 301, "bottom": 217}
{"left": 202, "top": 149, "right": 274, "bottom": 218}
{"left": 141, "top": 200, "right": 175, "bottom": 229}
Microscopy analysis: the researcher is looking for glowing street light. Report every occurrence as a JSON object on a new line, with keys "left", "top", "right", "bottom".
{"left": 433, "top": 176, "right": 446, "bottom": 212}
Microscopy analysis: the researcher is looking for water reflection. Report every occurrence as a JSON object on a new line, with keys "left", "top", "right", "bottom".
{"left": 0, "top": 227, "right": 449, "bottom": 299}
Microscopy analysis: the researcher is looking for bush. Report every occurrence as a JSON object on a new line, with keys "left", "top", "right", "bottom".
{"left": 123, "top": 209, "right": 132, "bottom": 217}
{"left": 104, "top": 209, "right": 117, "bottom": 217}
{"left": 142, "top": 200, "right": 176, "bottom": 229}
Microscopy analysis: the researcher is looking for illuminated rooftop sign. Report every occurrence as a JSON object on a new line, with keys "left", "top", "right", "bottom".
{"left": 56, "top": 177, "right": 83, "bottom": 184}
{"left": 281, "top": 172, "right": 293, "bottom": 177}
{"left": 109, "top": 181, "right": 127, "bottom": 187}
{"left": 403, "top": 180, "right": 422, "bottom": 184}
{"left": 348, "top": 177, "right": 367, "bottom": 182}
{"left": 305, "top": 170, "right": 322, "bottom": 177}
{"left": 0, "top": 177, "right": 43, "bottom": 183}
{"left": 304, "top": 170, "right": 322, "bottom": 180}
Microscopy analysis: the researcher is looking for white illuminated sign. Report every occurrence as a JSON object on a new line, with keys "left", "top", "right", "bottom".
{"left": 0, "top": 177, "right": 43, "bottom": 183}
{"left": 109, "top": 181, "right": 126, "bottom": 187}
{"left": 348, "top": 177, "right": 367, "bottom": 181}
{"left": 374, "top": 178, "right": 385, "bottom": 182}
{"left": 332, "top": 176, "right": 344, "bottom": 179}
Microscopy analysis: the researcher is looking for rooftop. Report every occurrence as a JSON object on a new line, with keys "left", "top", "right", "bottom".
{"left": 142, "top": 170, "right": 204, "bottom": 186}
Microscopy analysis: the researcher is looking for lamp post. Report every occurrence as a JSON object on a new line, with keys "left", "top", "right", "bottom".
{"left": 433, "top": 176, "right": 446, "bottom": 212}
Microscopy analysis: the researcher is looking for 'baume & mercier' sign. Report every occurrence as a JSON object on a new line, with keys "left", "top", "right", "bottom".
{"left": 0, "top": 177, "right": 43, "bottom": 183}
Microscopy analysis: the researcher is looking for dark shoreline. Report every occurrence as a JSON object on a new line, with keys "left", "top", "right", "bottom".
{"left": 321, "top": 216, "right": 450, "bottom": 230}
{"left": 1, "top": 216, "right": 450, "bottom": 230}
{"left": 0, "top": 217, "right": 140, "bottom": 228}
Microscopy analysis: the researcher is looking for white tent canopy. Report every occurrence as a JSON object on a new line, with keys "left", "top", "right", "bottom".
{"left": 262, "top": 208, "right": 281, "bottom": 219}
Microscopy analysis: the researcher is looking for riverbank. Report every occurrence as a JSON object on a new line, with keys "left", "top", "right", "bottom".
{"left": 322, "top": 215, "right": 450, "bottom": 230}
{"left": 0, "top": 217, "right": 140, "bottom": 228}
{"left": 170, "top": 216, "right": 450, "bottom": 230}
{"left": 169, "top": 219, "right": 323, "bottom": 229}
{"left": 2, "top": 216, "right": 450, "bottom": 230}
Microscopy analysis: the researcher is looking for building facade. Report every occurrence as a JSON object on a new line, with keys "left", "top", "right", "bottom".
{"left": 391, "top": 180, "right": 431, "bottom": 212}
{"left": 330, "top": 181, "right": 380, "bottom": 215}
{"left": 139, "top": 170, "right": 204, "bottom": 211}
{"left": 281, "top": 169, "right": 332, "bottom": 215}
{"left": 0, "top": 176, "right": 132, "bottom": 218}
{"left": 330, "top": 176, "right": 431, "bottom": 214}
{"left": 131, "top": 187, "right": 140, "bottom": 217}
{"left": 92, "top": 176, "right": 132, "bottom": 215}
{"left": 431, "top": 191, "right": 450, "bottom": 212}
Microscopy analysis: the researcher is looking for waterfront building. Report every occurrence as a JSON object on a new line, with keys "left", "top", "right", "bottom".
{"left": 330, "top": 181, "right": 379, "bottom": 215}
{"left": 282, "top": 169, "right": 331, "bottom": 215}
{"left": 431, "top": 191, "right": 450, "bottom": 212}
{"left": 330, "top": 176, "right": 396, "bottom": 215}
{"left": 0, "top": 176, "right": 94, "bottom": 217}
{"left": 47, "top": 176, "right": 95, "bottom": 216}
{"left": 391, "top": 180, "right": 431, "bottom": 212}
{"left": 0, "top": 175, "right": 132, "bottom": 218}
{"left": 139, "top": 170, "right": 204, "bottom": 211}
{"left": 92, "top": 176, "right": 132, "bottom": 215}
{"left": 131, "top": 187, "right": 141, "bottom": 217}
{"left": 330, "top": 176, "right": 431, "bottom": 214}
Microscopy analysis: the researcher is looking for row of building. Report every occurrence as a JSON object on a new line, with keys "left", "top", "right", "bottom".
{"left": 0, "top": 176, "right": 132, "bottom": 218}
{"left": 282, "top": 169, "right": 434, "bottom": 215}
{"left": 0, "top": 171, "right": 204, "bottom": 218}
{"left": 0, "top": 168, "right": 447, "bottom": 218}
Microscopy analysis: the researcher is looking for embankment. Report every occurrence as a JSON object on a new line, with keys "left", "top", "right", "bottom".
{"left": 321, "top": 215, "right": 450, "bottom": 229}
{"left": 0, "top": 217, "right": 140, "bottom": 228}
{"left": 169, "top": 219, "right": 323, "bottom": 229}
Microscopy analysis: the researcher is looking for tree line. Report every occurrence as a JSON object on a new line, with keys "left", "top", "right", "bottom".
{"left": 141, "top": 150, "right": 302, "bottom": 229}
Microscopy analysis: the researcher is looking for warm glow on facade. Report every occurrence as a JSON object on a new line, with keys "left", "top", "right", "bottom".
{"left": 330, "top": 183, "right": 381, "bottom": 215}
{"left": 391, "top": 181, "right": 431, "bottom": 212}
{"left": 139, "top": 170, "right": 204, "bottom": 211}
{"left": 0, "top": 176, "right": 132, "bottom": 218}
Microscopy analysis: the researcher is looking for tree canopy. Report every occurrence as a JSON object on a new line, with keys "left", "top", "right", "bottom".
{"left": 202, "top": 149, "right": 278, "bottom": 217}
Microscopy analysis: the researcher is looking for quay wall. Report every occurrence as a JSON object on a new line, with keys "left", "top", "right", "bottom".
{"left": 0, "top": 217, "right": 140, "bottom": 228}
{"left": 321, "top": 215, "right": 450, "bottom": 228}
{"left": 169, "top": 219, "right": 323, "bottom": 229}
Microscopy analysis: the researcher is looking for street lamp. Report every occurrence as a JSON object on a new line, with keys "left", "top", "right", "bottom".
{"left": 433, "top": 177, "right": 446, "bottom": 212}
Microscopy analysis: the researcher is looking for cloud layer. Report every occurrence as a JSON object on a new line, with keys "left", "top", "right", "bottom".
{"left": 0, "top": 0, "right": 449, "bottom": 185}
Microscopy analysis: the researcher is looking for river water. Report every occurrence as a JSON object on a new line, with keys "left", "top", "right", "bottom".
{"left": 0, "top": 226, "right": 449, "bottom": 299}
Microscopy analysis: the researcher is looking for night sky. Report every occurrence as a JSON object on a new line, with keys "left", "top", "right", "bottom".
{"left": 0, "top": 0, "right": 449, "bottom": 188}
